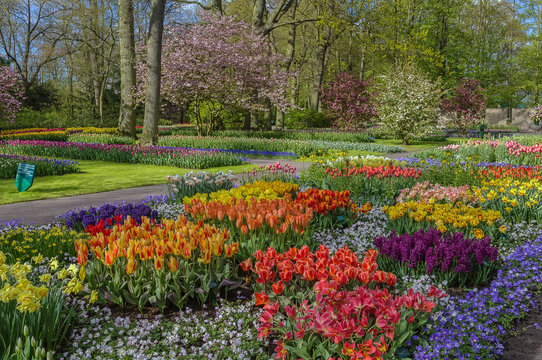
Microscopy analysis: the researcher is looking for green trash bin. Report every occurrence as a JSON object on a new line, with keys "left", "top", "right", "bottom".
{"left": 479, "top": 124, "right": 486, "bottom": 139}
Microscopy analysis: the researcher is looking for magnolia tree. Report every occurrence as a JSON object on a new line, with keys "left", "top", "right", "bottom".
{"left": 136, "top": 13, "right": 294, "bottom": 135}
{"left": 441, "top": 78, "right": 486, "bottom": 136}
{"left": 377, "top": 65, "right": 443, "bottom": 144}
{"left": 0, "top": 66, "right": 24, "bottom": 123}
{"left": 321, "top": 72, "right": 377, "bottom": 131}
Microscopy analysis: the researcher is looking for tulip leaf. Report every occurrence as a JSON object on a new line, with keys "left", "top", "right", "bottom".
{"left": 219, "top": 279, "right": 241, "bottom": 289}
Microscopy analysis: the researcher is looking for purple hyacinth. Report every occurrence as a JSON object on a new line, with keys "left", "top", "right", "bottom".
{"left": 374, "top": 228, "right": 498, "bottom": 275}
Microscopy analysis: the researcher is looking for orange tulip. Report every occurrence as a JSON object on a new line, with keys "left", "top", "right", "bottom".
{"left": 272, "top": 281, "right": 285, "bottom": 295}
{"left": 105, "top": 250, "right": 115, "bottom": 266}
{"left": 154, "top": 255, "right": 164, "bottom": 271}
{"left": 126, "top": 258, "right": 137, "bottom": 274}
{"left": 167, "top": 256, "right": 179, "bottom": 273}
{"left": 241, "top": 224, "right": 249, "bottom": 235}
{"left": 255, "top": 291, "right": 269, "bottom": 306}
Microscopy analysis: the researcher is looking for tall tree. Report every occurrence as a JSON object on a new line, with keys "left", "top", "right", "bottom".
{"left": 0, "top": 0, "right": 70, "bottom": 91}
{"left": 140, "top": 0, "right": 166, "bottom": 145}
{"left": 118, "top": 0, "right": 137, "bottom": 138}
{"left": 137, "top": 14, "right": 293, "bottom": 135}
{"left": 518, "top": 0, "right": 542, "bottom": 104}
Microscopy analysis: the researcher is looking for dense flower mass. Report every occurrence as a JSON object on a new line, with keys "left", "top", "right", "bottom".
{"left": 1, "top": 139, "right": 244, "bottom": 168}
{"left": 60, "top": 202, "right": 159, "bottom": 231}
{"left": 383, "top": 201, "right": 502, "bottom": 239}
{"left": 183, "top": 180, "right": 298, "bottom": 205}
{"left": 325, "top": 164, "right": 422, "bottom": 179}
{"left": 167, "top": 170, "right": 235, "bottom": 203}
{"left": 244, "top": 246, "right": 446, "bottom": 360}
{"left": 374, "top": 228, "right": 498, "bottom": 287}
{"left": 397, "top": 182, "right": 476, "bottom": 204}
{"left": 79, "top": 215, "right": 237, "bottom": 310}
{"left": 0, "top": 252, "right": 49, "bottom": 313}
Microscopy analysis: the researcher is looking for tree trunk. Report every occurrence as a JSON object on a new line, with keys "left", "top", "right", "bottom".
{"left": 141, "top": 0, "right": 166, "bottom": 146}
{"left": 118, "top": 0, "right": 137, "bottom": 138}
{"left": 250, "top": 111, "right": 259, "bottom": 129}
{"left": 309, "top": 27, "right": 331, "bottom": 111}
{"left": 244, "top": 110, "right": 251, "bottom": 130}
{"left": 276, "top": 3, "right": 297, "bottom": 129}
{"left": 90, "top": 52, "right": 101, "bottom": 120}
{"left": 212, "top": 0, "right": 223, "bottom": 14}
{"left": 359, "top": 45, "right": 366, "bottom": 80}
{"left": 67, "top": 52, "right": 74, "bottom": 122}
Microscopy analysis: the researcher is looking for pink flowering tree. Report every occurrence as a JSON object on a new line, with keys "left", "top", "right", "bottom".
{"left": 136, "top": 13, "right": 294, "bottom": 135}
{"left": 0, "top": 66, "right": 24, "bottom": 123}
{"left": 320, "top": 72, "right": 377, "bottom": 131}
{"left": 441, "top": 78, "right": 487, "bottom": 136}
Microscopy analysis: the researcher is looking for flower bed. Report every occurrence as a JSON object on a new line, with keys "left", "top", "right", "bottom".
{"left": 417, "top": 136, "right": 542, "bottom": 166}
{"left": 0, "top": 127, "right": 118, "bottom": 141}
{"left": 1, "top": 140, "right": 244, "bottom": 169}
{"left": 159, "top": 135, "right": 404, "bottom": 157}
{"left": 2, "top": 149, "right": 542, "bottom": 360}
{"left": 0, "top": 153, "right": 80, "bottom": 178}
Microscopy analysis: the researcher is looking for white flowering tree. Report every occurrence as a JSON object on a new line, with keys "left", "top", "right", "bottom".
{"left": 376, "top": 65, "right": 443, "bottom": 144}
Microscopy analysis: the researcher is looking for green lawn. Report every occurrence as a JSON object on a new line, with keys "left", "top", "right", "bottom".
{"left": 0, "top": 160, "right": 254, "bottom": 205}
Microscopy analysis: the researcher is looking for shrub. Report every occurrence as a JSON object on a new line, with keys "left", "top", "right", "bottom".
{"left": 441, "top": 78, "right": 487, "bottom": 136}
{"left": 321, "top": 72, "right": 377, "bottom": 131}
{"left": 377, "top": 65, "right": 443, "bottom": 144}
{"left": 284, "top": 109, "right": 331, "bottom": 129}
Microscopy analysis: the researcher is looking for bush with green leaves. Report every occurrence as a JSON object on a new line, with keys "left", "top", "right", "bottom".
{"left": 284, "top": 109, "right": 332, "bottom": 129}
{"left": 377, "top": 65, "right": 443, "bottom": 144}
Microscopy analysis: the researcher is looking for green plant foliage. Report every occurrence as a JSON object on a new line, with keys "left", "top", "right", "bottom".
{"left": 284, "top": 109, "right": 332, "bottom": 129}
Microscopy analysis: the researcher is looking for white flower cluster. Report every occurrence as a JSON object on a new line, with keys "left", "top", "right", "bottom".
{"left": 62, "top": 299, "right": 269, "bottom": 360}
{"left": 151, "top": 201, "right": 186, "bottom": 220}
{"left": 167, "top": 170, "right": 236, "bottom": 200}
{"left": 312, "top": 207, "right": 389, "bottom": 255}
{"left": 168, "top": 170, "right": 235, "bottom": 188}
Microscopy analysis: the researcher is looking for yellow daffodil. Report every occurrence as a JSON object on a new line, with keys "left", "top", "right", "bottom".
{"left": 89, "top": 290, "right": 99, "bottom": 304}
